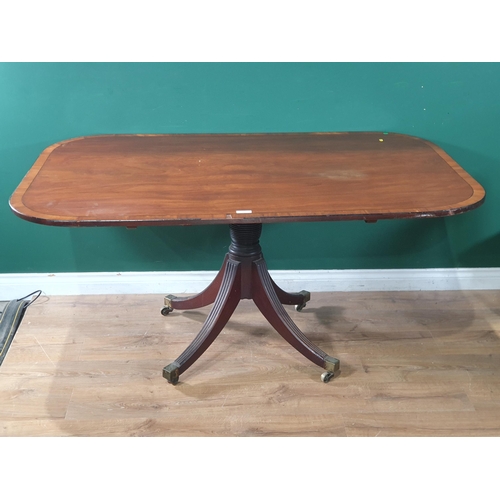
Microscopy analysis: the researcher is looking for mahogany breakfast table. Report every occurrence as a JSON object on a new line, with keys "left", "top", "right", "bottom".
{"left": 10, "top": 133, "right": 485, "bottom": 385}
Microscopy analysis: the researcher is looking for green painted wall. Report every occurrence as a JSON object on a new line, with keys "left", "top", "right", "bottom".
{"left": 1, "top": 62, "right": 497, "bottom": 273}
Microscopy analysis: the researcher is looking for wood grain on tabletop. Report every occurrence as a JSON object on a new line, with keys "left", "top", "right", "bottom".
{"left": 9, "top": 133, "right": 485, "bottom": 226}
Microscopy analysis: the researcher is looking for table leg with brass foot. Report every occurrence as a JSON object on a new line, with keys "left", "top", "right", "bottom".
{"left": 252, "top": 259, "right": 340, "bottom": 382}
{"left": 270, "top": 280, "right": 311, "bottom": 311}
{"left": 163, "top": 259, "right": 241, "bottom": 385}
{"left": 161, "top": 255, "right": 229, "bottom": 315}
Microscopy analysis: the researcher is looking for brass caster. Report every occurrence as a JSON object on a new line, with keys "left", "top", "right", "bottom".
{"left": 163, "top": 362, "right": 180, "bottom": 385}
{"left": 161, "top": 294, "right": 177, "bottom": 316}
{"left": 321, "top": 371, "right": 335, "bottom": 383}
{"left": 161, "top": 306, "right": 173, "bottom": 316}
{"left": 295, "top": 290, "right": 310, "bottom": 312}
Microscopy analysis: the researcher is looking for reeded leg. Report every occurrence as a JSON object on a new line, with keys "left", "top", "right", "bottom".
{"left": 163, "top": 259, "right": 241, "bottom": 385}
{"left": 161, "top": 255, "right": 229, "bottom": 315}
{"left": 252, "top": 258, "right": 340, "bottom": 379}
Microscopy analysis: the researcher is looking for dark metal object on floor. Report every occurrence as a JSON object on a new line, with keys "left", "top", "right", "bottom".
{"left": 0, "top": 290, "right": 41, "bottom": 366}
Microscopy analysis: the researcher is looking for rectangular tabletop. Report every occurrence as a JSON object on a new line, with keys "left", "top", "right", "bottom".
{"left": 10, "top": 133, "right": 485, "bottom": 226}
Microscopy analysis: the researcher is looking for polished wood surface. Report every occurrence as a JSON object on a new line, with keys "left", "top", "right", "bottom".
{"left": 10, "top": 133, "right": 485, "bottom": 226}
{"left": 1, "top": 291, "right": 500, "bottom": 437}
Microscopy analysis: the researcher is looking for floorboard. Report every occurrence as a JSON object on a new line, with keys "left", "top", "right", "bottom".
{"left": 1, "top": 290, "right": 500, "bottom": 436}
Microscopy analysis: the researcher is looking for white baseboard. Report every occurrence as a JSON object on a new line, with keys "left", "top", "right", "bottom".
{"left": 0, "top": 268, "right": 499, "bottom": 299}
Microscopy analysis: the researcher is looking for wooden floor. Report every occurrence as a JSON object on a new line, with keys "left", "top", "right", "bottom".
{"left": 1, "top": 290, "right": 500, "bottom": 436}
